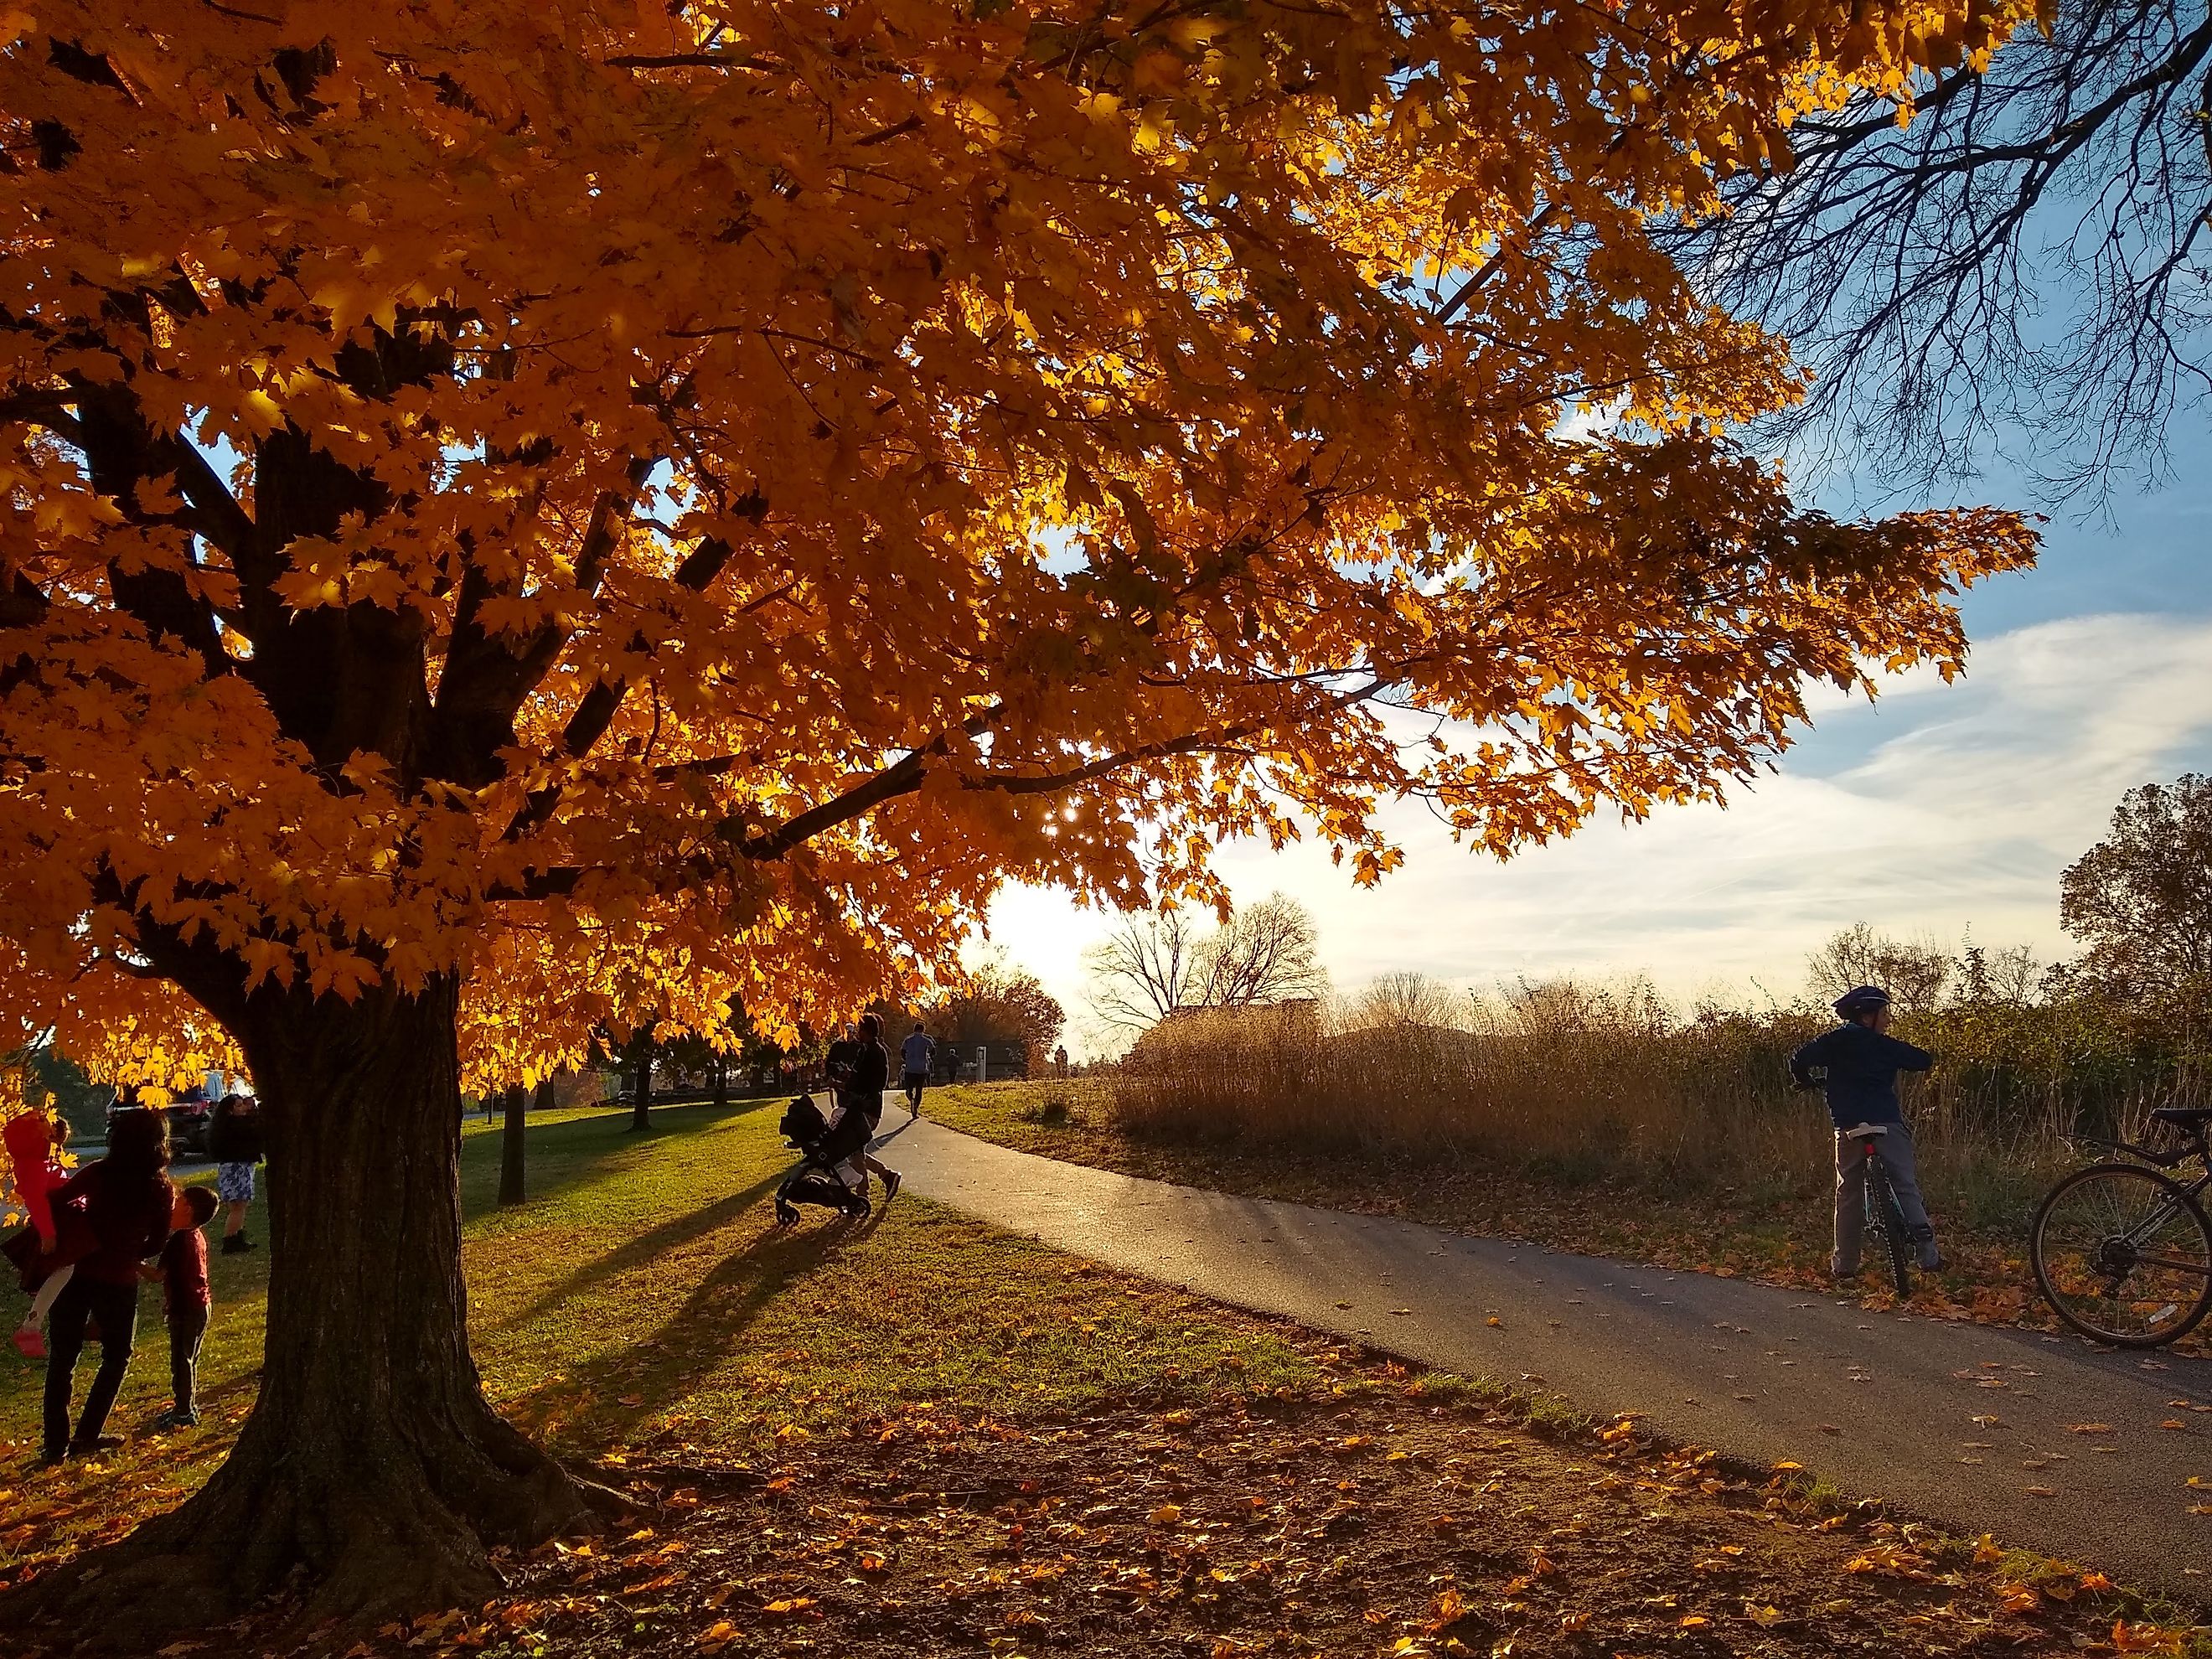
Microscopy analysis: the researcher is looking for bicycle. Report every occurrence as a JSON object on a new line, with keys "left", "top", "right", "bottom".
{"left": 2029, "top": 1105, "right": 2212, "bottom": 1348}
{"left": 1841, "top": 1122, "right": 1915, "bottom": 1297}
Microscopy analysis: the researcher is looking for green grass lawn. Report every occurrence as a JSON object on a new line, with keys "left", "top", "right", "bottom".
{"left": 0, "top": 1096, "right": 1320, "bottom": 1558}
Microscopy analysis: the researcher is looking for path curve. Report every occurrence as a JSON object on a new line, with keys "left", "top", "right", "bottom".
{"left": 871, "top": 1103, "right": 2212, "bottom": 1602}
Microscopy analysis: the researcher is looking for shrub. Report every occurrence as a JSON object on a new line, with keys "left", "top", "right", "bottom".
{"left": 1108, "top": 977, "right": 2212, "bottom": 1214}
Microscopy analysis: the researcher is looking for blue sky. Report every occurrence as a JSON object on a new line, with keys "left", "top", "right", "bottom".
{"left": 989, "top": 428, "right": 2212, "bottom": 1050}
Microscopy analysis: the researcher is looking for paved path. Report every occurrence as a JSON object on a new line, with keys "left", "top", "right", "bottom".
{"left": 871, "top": 1105, "right": 2212, "bottom": 1602}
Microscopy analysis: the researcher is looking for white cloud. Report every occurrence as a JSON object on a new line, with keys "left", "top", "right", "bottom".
{"left": 985, "top": 612, "right": 2212, "bottom": 1052}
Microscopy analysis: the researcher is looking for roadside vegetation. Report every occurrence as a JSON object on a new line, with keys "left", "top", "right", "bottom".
{"left": 923, "top": 977, "right": 2210, "bottom": 1346}
{"left": 8, "top": 1099, "right": 2202, "bottom": 1655}
{"left": 1017, "top": 783, "right": 2212, "bottom": 1344}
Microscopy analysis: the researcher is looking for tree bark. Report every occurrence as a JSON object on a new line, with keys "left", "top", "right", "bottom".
{"left": 499, "top": 1082, "right": 528, "bottom": 1207}
{"left": 629, "top": 1047, "right": 653, "bottom": 1131}
{"left": 14, "top": 979, "right": 600, "bottom": 1637}
{"left": 711, "top": 1052, "right": 730, "bottom": 1110}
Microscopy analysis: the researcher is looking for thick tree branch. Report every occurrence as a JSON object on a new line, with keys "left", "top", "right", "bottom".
{"left": 427, "top": 456, "right": 655, "bottom": 785}
{"left": 501, "top": 514, "right": 762, "bottom": 838}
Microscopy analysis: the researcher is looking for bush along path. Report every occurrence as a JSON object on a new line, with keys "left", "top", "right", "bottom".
{"left": 872, "top": 1101, "right": 2212, "bottom": 1605}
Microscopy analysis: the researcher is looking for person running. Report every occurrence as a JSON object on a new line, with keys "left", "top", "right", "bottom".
{"left": 899, "top": 1021, "right": 935, "bottom": 1116}
{"left": 39, "top": 1109, "right": 175, "bottom": 1465}
{"left": 1790, "top": 985, "right": 1941, "bottom": 1277}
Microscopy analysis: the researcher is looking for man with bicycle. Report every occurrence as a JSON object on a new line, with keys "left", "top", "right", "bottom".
{"left": 1791, "top": 986, "right": 1942, "bottom": 1277}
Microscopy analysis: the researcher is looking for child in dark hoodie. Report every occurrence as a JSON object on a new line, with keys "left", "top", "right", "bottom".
{"left": 1791, "top": 985, "right": 1940, "bottom": 1276}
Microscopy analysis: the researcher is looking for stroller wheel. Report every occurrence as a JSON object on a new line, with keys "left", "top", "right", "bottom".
{"left": 774, "top": 1202, "right": 800, "bottom": 1227}
{"left": 844, "top": 1193, "right": 872, "bottom": 1221}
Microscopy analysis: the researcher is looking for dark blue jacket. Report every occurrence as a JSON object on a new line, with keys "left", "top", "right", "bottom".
{"left": 1790, "top": 1022, "right": 1934, "bottom": 1130}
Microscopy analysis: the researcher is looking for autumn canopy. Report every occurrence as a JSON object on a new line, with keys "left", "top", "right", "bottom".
{"left": 0, "top": 0, "right": 2034, "bottom": 1628}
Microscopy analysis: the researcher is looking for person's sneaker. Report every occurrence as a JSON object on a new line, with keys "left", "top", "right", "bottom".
{"left": 1919, "top": 1249, "right": 1944, "bottom": 1272}
{"left": 67, "top": 1435, "right": 124, "bottom": 1458}
{"left": 11, "top": 1326, "right": 45, "bottom": 1362}
{"left": 32, "top": 1445, "right": 65, "bottom": 1470}
{"left": 152, "top": 1408, "right": 199, "bottom": 1432}
{"left": 882, "top": 1170, "right": 902, "bottom": 1202}
{"left": 221, "top": 1235, "right": 254, "bottom": 1254}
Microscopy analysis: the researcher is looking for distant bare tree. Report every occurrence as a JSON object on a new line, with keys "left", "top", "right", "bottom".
{"left": 1086, "top": 893, "right": 1326, "bottom": 1030}
{"left": 1197, "top": 893, "right": 1328, "bottom": 1009}
{"left": 2061, "top": 774, "right": 2212, "bottom": 992}
{"left": 1672, "top": 0, "right": 2212, "bottom": 500}
{"left": 1806, "top": 923, "right": 1953, "bottom": 1016}
{"left": 1957, "top": 942, "right": 2043, "bottom": 1006}
{"left": 1353, "top": 970, "right": 1464, "bottom": 1030}
{"left": 1083, "top": 908, "right": 1210, "bottom": 1031}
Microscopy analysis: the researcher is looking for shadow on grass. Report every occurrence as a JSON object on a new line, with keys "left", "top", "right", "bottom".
{"left": 504, "top": 1207, "right": 881, "bottom": 1441}
{"left": 457, "top": 1094, "right": 782, "bottom": 1217}
{"left": 492, "top": 1169, "right": 789, "bottom": 1331}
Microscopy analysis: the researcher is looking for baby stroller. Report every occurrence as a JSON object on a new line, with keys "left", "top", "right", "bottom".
{"left": 774, "top": 1095, "right": 873, "bottom": 1226}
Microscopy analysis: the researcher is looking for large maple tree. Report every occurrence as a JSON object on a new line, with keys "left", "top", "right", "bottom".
{"left": 0, "top": 0, "right": 2035, "bottom": 1631}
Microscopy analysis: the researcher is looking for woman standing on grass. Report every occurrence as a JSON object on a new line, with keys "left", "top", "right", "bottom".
{"left": 39, "top": 1108, "right": 174, "bottom": 1465}
{"left": 204, "top": 1092, "right": 264, "bottom": 1254}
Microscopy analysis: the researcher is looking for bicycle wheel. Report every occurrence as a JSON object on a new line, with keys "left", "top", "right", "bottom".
{"left": 1873, "top": 1171, "right": 1913, "bottom": 1298}
{"left": 2031, "top": 1163, "right": 2212, "bottom": 1346}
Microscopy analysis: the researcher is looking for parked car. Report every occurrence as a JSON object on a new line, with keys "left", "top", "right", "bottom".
{"left": 107, "top": 1088, "right": 213, "bottom": 1157}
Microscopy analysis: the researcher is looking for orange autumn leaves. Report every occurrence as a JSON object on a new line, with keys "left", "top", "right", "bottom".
{"left": 0, "top": 0, "right": 2036, "bottom": 1083}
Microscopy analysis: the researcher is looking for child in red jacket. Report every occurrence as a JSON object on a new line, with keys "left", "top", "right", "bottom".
{"left": 6, "top": 1111, "right": 78, "bottom": 1361}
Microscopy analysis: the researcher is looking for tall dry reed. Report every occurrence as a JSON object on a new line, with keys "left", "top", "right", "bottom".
{"left": 1109, "top": 978, "right": 2212, "bottom": 1223}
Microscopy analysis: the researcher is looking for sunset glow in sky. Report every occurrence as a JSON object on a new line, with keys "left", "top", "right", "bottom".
{"left": 986, "top": 445, "right": 2212, "bottom": 1052}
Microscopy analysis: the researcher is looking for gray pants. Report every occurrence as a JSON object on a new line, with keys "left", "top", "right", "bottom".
{"left": 1833, "top": 1124, "right": 1936, "bottom": 1273}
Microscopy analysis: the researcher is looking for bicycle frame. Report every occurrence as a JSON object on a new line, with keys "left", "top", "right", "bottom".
{"left": 2105, "top": 1165, "right": 2212, "bottom": 1276}
{"left": 1857, "top": 1134, "right": 1886, "bottom": 1213}
{"left": 1846, "top": 1126, "right": 1912, "bottom": 1294}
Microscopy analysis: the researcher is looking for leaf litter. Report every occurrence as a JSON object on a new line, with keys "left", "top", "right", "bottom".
{"left": 351, "top": 1348, "right": 2204, "bottom": 1659}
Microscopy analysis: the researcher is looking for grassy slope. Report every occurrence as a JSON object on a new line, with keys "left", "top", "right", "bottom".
{"left": 3, "top": 1098, "right": 1315, "bottom": 1463}
{"left": 0, "top": 1098, "right": 1320, "bottom": 1589}
{"left": 0, "top": 1098, "right": 2202, "bottom": 1655}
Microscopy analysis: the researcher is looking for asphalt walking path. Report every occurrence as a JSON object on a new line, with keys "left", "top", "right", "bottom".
{"left": 868, "top": 1102, "right": 2212, "bottom": 1603}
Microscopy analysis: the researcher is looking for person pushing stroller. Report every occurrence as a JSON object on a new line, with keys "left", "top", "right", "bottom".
{"left": 832, "top": 1014, "right": 900, "bottom": 1202}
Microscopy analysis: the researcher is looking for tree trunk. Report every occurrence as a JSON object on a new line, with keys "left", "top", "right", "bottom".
{"left": 499, "top": 1082, "right": 528, "bottom": 1207}
{"left": 17, "top": 979, "right": 600, "bottom": 1636}
{"left": 711, "top": 1052, "right": 730, "bottom": 1109}
{"left": 629, "top": 1048, "right": 652, "bottom": 1131}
